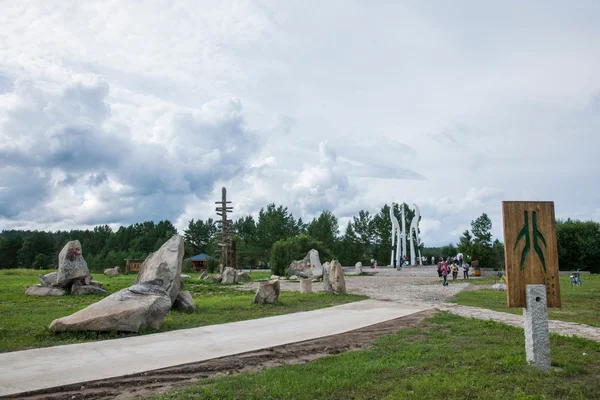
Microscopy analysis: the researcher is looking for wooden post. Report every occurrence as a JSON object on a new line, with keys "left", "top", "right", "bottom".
{"left": 215, "top": 187, "right": 234, "bottom": 274}
{"left": 502, "top": 201, "right": 561, "bottom": 308}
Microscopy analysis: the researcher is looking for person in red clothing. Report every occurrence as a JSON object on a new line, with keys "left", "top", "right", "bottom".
{"left": 441, "top": 263, "right": 449, "bottom": 286}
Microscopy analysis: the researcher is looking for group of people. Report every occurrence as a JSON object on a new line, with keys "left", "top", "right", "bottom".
{"left": 437, "top": 254, "right": 470, "bottom": 286}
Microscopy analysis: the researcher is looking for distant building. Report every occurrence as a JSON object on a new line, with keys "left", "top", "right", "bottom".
{"left": 185, "top": 253, "right": 213, "bottom": 271}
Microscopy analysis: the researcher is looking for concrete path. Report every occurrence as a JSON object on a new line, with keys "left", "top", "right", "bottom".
{"left": 0, "top": 299, "right": 428, "bottom": 397}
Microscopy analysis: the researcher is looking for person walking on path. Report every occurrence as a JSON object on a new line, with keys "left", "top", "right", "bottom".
{"left": 451, "top": 262, "right": 459, "bottom": 281}
{"left": 441, "top": 263, "right": 449, "bottom": 286}
{"left": 463, "top": 263, "right": 470, "bottom": 279}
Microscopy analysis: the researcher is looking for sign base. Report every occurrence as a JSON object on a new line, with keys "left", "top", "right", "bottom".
{"left": 523, "top": 284, "right": 551, "bottom": 371}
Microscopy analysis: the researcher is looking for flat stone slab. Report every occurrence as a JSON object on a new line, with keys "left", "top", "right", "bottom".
{"left": 0, "top": 300, "right": 427, "bottom": 397}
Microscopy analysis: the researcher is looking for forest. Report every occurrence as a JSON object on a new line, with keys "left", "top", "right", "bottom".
{"left": 1, "top": 202, "right": 597, "bottom": 274}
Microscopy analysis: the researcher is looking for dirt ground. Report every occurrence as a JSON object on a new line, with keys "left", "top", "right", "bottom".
{"left": 7, "top": 309, "right": 436, "bottom": 400}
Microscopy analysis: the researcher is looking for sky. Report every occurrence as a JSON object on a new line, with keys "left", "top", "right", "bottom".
{"left": 1, "top": 1, "right": 599, "bottom": 246}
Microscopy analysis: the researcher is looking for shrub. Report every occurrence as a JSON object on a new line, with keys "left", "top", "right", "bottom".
{"left": 270, "top": 234, "right": 334, "bottom": 276}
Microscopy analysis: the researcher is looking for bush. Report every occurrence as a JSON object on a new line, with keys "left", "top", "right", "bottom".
{"left": 270, "top": 234, "right": 334, "bottom": 276}
{"left": 182, "top": 259, "right": 192, "bottom": 273}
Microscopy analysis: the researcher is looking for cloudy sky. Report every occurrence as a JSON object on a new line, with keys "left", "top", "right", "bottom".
{"left": 1, "top": 1, "right": 599, "bottom": 246}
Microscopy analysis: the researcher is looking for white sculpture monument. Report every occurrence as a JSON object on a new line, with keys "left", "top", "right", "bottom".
{"left": 390, "top": 203, "right": 422, "bottom": 266}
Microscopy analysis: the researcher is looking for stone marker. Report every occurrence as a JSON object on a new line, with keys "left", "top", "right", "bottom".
{"left": 38, "top": 272, "right": 58, "bottom": 287}
{"left": 287, "top": 249, "right": 324, "bottom": 278}
{"left": 254, "top": 279, "right": 280, "bottom": 304}
{"left": 355, "top": 262, "right": 362, "bottom": 275}
{"left": 26, "top": 285, "right": 65, "bottom": 296}
{"left": 300, "top": 278, "right": 312, "bottom": 293}
{"left": 56, "top": 240, "right": 89, "bottom": 288}
{"left": 173, "top": 290, "right": 196, "bottom": 313}
{"left": 236, "top": 272, "right": 251, "bottom": 282}
{"left": 104, "top": 266, "right": 120, "bottom": 276}
{"left": 135, "top": 235, "right": 184, "bottom": 304}
{"left": 221, "top": 267, "right": 237, "bottom": 284}
{"left": 49, "top": 280, "right": 172, "bottom": 333}
{"left": 323, "top": 260, "right": 346, "bottom": 294}
{"left": 523, "top": 285, "right": 551, "bottom": 371}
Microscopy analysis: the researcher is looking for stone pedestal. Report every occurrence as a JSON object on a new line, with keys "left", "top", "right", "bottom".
{"left": 523, "top": 284, "right": 551, "bottom": 371}
{"left": 300, "top": 278, "right": 312, "bottom": 293}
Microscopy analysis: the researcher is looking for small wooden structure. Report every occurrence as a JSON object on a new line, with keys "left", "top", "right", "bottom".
{"left": 186, "top": 253, "right": 213, "bottom": 271}
{"left": 125, "top": 259, "right": 145, "bottom": 274}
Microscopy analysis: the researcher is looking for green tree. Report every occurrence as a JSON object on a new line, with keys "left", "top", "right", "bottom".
{"left": 184, "top": 218, "right": 218, "bottom": 255}
{"left": 457, "top": 230, "right": 473, "bottom": 257}
{"left": 351, "top": 210, "right": 375, "bottom": 262}
{"left": 492, "top": 239, "right": 505, "bottom": 270}
{"left": 337, "top": 221, "right": 363, "bottom": 266}
{"left": 17, "top": 231, "right": 56, "bottom": 268}
{"left": 471, "top": 213, "right": 492, "bottom": 247}
{"left": 556, "top": 219, "right": 600, "bottom": 273}
{"left": 306, "top": 210, "right": 339, "bottom": 251}
{"left": 0, "top": 234, "right": 24, "bottom": 269}
{"left": 441, "top": 243, "right": 457, "bottom": 259}
{"left": 270, "top": 234, "right": 334, "bottom": 276}
{"left": 255, "top": 204, "right": 301, "bottom": 262}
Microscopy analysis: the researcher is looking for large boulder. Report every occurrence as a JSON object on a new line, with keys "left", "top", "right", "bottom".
{"left": 173, "top": 290, "right": 196, "bottom": 313}
{"left": 287, "top": 249, "right": 323, "bottom": 279}
{"left": 56, "top": 240, "right": 89, "bottom": 288}
{"left": 49, "top": 280, "right": 172, "bottom": 333}
{"left": 323, "top": 260, "right": 346, "bottom": 294}
{"left": 355, "top": 262, "right": 363, "bottom": 275}
{"left": 221, "top": 267, "right": 237, "bottom": 284}
{"left": 236, "top": 272, "right": 251, "bottom": 282}
{"left": 38, "top": 272, "right": 58, "bottom": 287}
{"left": 253, "top": 280, "right": 280, "bottom": 304}
{"left": 134, "top": 235, "right": 184, "bottom": 303}
{"left": 26, "top": 285, "right": 65, "bottom": 296}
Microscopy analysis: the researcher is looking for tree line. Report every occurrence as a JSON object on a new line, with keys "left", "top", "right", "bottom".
{"left": 1, "top": 203, "right": 597, "bottom": 273}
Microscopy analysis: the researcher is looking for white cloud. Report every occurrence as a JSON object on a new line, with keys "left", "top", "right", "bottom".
{"left": 1, "top": 1, "right": 600, "bottom": 245}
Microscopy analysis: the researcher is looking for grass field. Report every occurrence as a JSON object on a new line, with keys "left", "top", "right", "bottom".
{"left": 0, "top": 269, "right": 366, "bottom": 353}
{"left": 149, "top": 312, "right": 600, "bottom": 400}
{"left": 451, "top": 274, "right": 600, "bottom": 327}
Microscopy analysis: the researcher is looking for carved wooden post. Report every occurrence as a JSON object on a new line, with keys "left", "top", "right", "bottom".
{"left": 215, "top": 187, "right": 234, "bottom": 274}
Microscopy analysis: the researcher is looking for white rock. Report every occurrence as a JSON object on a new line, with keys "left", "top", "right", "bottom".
{"left": 287, "top": 249, "right": 324, "bottom": 279}
{"left": 270, "top": 275, "right": 280, "bottom": 280}
{"left": 221, "top": 267, "right": 237, "bottom": 284}
{"left": 181, "top": 274, "right": 192, "bottom": 279}
{"left": 253, "top": 280, "right": 280, "bottom": 304}
{"left": 289, "top": 275, "right": 298, "bottom": 280}
{"left": 26, "top": 285, "right": 65, "bottom": 296}
{"left": 134, "top": 235, "right": 185, "bottom": 304}
{"left": 56, "top": 241, "right": 89, "bottom": 288}
{"left": 355, "top": 262, "right": 363, "bottom": 275}
{"left": 49, "top": 280, "right": 172, "bottom": 333}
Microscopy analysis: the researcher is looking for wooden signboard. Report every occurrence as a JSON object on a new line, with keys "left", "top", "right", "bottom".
{"left": 125, "top": 259, "right": 144, "bottom": 274}
{"left": 502, "top": 201, "right": 561, "bottom": 308}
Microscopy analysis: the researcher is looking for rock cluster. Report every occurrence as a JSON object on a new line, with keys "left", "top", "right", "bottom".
{"left": 26, "top": 240, "right": 106, "bottom": 297}
{"left": 49, "top": 235, "right": 197, "bottom": 333}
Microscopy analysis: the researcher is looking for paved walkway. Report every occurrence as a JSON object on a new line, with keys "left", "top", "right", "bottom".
{"left": 0, "top": 299, "right": 428, "bottom": 397}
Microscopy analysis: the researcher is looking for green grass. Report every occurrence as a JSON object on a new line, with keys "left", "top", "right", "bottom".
{"left": 0, "top": 269, "right": 366, "bottom": 353}
{"left": 450, "top": 274, "right": 600, "bottom": 327}
{"left": 245, "top": 270, "right": 272, "bottom": 280}
{"left": 148, "top": 312, "right": 600, "bottom": 400}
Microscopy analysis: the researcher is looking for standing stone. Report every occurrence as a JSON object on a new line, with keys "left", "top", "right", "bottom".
{"left": 221, "top": 267, "right": 237, "bottom": 284}
{"left": 56, "top": 241, "right": 89, "bottom": 288}
{"left": 135, "top": 235, "right": 184, "bottom": 304}
{"left": 26, "top": 285, "right": 65, "bottom": 296}
{"left": 236, "top": 272, "right": 251, "bottom": 282}
{"left": 254, "top": 279, "right": 280, "bottom": 304}
{"left": 523, "top": 284, "right": 551, "bottom": 371}
{"left": 38, "top": 272, "right": 58, "bottom": 287}
{"left": 300, "top": 278, "right": 312, "bottom": 293}
{"left": 355, "top": 262, "right": 363, "bottom": 275}
{"left": 323, "top": 260, "right": 346, "bottom": 294}
{"left": 173, "top": 290, "right": 196, "bottom": 313}
{"left": 49, "top": 280, "right": 172, "bottom": 333}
